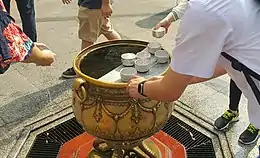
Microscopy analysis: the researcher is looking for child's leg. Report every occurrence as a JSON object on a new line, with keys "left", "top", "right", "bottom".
{"left": 78, "top": 6, "right": 103, "bottom": 50}
{"left": 101, "top": 18, "right": 121, "bottom": 40}
{"left": 81, "top": 40, "right": 93, "bottom": 51}
{"left": 62, "top": 6, "right": 103, "bottom": 79}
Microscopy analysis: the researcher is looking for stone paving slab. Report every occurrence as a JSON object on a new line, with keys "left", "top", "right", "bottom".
{"left": 203, "top": 77, "right": 229, "bottom": 92}
{"left": 248, "top": 146, "right": 259, "bottom": 158}
{"left": 0, "top": 118, "right": 4, "bottom": 127}
{"left": 192, "top": 92, "right": 230, "bottom": 122}
{"left": 178, "top": 83, "right": 219, "bottom": 109}
{"left": 0, "top": 139, "right": 16, "bottom": 158}
{"left": 0, "top": 79, "right": 73, "bottom": 125}
{"left": 0, "top": 66, "right": 38, "bottom": 108}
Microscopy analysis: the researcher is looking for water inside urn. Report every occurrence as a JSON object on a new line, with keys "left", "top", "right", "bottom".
{"left": 79, "top": 44, "right": 144, "bottom": 79}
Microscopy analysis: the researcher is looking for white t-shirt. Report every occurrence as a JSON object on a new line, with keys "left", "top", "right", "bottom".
{"left": 170, "top": 0, "right": 260, "bottom": 128}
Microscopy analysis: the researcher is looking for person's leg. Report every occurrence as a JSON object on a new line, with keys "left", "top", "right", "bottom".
{"left": 101, "top": 18, "right": 121, "bottom": 40}
{"left": 214, "top": 79, "right": 241, "bottom": 131}
{"left": 81, "top": 40, "right": 93, "bottom": 51}
{"left": 62, "top": 7, "right": 102, "bottom": 78}
{"left": 2, "top": 0, "right": 11, "bottom": 13}
{"left": 229, "top": 79, "right": 242, "bottom": 111}
{"left": 103, "top": 29, "right": 120, "bottom": 40}
{"left": 238, "top": 89, "right": 260, "bottom": 145}
{"left": 16, "top": 0, "right": 37, "bottom": 42}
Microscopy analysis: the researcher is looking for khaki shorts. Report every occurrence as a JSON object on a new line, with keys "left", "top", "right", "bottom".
{"left": 78, "top": 6, "right": 113, "bottom": 42}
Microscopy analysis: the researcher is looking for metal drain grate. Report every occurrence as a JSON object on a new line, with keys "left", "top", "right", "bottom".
{"left": 27, "top": 116, "right": 216, "bottom": 158}
{"left": 162, "top": 116, "right": 216, "bottom": 158}
{"left": 27, "top": 118, "right": 84, "bottom": 158}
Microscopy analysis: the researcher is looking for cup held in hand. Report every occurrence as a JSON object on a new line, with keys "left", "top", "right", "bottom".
{"left": 152, "top": 27, "right": 166, "bottom": 38}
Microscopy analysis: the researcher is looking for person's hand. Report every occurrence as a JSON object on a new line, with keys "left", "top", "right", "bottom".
{"left": 36, "top": 49, "right": 56, "bottom": 66}
{"left": 127, "top": 76, "right": 146, "bottom": 99}
{"left": 34, "top": 42, "right": 50, "bottom": 50}
{"left": 154, "top": 16, "right": 172, "bottom": 33}
{"left": 62, "top": 0, "right": 72, "bottom": 4}
{"left": 34, "top": 43, "right": 55, "bottom": 66}
{"left": 101, "top": 4, "right": 113, "bottom": 18}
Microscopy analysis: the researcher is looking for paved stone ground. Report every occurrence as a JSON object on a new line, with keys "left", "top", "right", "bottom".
{"left": 0, "top": 0, "right": 259, "bottom": 157}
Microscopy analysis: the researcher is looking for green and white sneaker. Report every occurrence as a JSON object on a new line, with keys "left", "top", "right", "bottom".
{"left": 214, "top": 110, "right": 239, "bottom": 131}
{"left": 239, "top": 123, "right": 260, "bottom": 145}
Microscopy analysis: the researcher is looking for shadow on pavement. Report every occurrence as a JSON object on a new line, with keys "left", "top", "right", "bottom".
{"left": 0, "top": 79, "right": 73, "bottom": 125}
{"left": 14, "top": 10, "right": 170, "bottom": 24}
{"left": 135, "top": 9, "right": 172, "bottom": 29}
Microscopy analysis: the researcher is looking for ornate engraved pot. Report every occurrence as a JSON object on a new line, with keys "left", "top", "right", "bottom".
{"left": 72, "top": 40, "right": 174, "bottom": 157}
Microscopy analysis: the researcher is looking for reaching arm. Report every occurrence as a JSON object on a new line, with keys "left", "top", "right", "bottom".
{"left": 171, "top": 0, "right": 189, "bottom": 21}
{"left": 101, "top": 0, "right": 112, "bottom": 18}
{"left": 154, "top": 0, "right": 188, "bottom": 32}
{"left": 128, "top": 1, "right": 232, "bottom": 101}
{"left": 189, "top": 66, "right": 226, "bottom": 84}
{"left": 142, "top": 65, "right": 226, "bottom": 102}
{"left": 102, "top": 0, "right": 110, "bottom": 5}
{"left": 143, "top": 68, "right": 191, "bottom": 101}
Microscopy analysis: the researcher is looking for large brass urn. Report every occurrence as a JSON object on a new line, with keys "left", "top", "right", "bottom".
{"left": 72, "top": 40, "right": 174, "bottom": 157}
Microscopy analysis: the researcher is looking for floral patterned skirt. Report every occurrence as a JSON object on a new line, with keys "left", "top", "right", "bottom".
{"left": 0, "top": 8, "right": 34, "bottom": 74}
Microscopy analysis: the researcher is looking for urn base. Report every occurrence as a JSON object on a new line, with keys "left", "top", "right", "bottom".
{"left": 58, "top": 131, "right": 186, "bottom": 158}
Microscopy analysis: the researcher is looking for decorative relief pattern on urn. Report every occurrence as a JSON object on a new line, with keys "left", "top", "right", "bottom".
{"left": 73, "top": 82, "right": 173, "bottom": 143}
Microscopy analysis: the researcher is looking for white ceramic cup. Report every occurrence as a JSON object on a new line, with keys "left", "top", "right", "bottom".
{"left": 135, "top": 58, "right": 150, "bottom": 73}
{"left": 155, "top": 50, "right": 170, "bottom": 63}
{"left": 136, "top": 51, "right": 151, "bottom": 60}
{"left": 120, "top": 67, "right": 137, "bottom": 82}
{"left": 147, "top": 42, "right": 162, "bottom": 54}
{"left": 152, "top": 27, "right": 166, "bottom": 38}
{"left": 121, "top": 53, "right": 136, "bottom": 66}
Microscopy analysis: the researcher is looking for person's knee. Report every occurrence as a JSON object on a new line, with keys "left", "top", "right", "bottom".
{"left": 81, "top": 40, "right": 94, "bottom": 50}
{"left": 103, "top": 30, "right": 121, "bottom": 40}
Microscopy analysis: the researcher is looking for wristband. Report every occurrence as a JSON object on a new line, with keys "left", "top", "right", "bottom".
{"left": 138, "top": 80, "right": 147, "bottom": 97}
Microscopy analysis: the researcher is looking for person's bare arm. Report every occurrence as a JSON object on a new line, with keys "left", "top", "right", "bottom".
{"left": 141, "top": 66, "right": 226, "bottom": 101}
{"left": 189, "top": 66, "right": 226, "bottom": 84}
{"left": 154, "top": 0, "right": 188, "bottom": 31}
{"left": 143, "top": 68, "right": 191, "bottom": 101}
{"left": 102, "top": 0, "right": 110, "bottom": 5}
{"left": 102, "top": 0, "right": 112, "bottom": 18}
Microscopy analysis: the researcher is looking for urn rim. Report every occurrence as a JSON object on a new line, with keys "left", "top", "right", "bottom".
{"left": 73, "top": 39, "right": 170, "bottom": 88}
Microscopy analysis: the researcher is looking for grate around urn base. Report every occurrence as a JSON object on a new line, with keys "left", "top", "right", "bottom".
{"left": 26, "top": 116, "right": 216, "bottom": 158}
